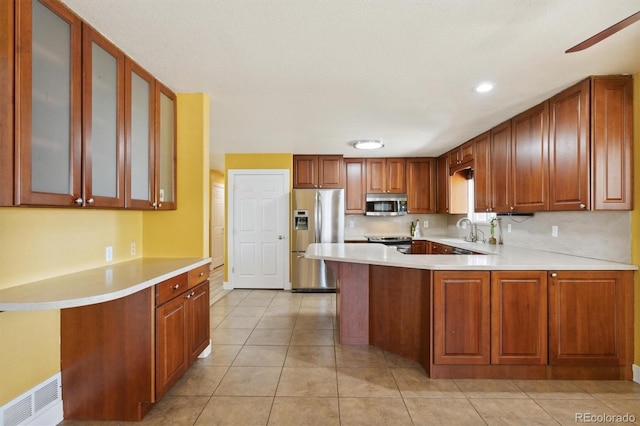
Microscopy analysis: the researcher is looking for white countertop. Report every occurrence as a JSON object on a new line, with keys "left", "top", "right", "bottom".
{"left": 306, "top": 238, "right": 637, "bottom": 271}
{"left": 0, "top": 257, "right": 211, "bottom": 311}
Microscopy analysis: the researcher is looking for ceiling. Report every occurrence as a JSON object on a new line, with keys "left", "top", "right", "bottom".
{"left": 60, "top": 0, "right": 640, "bottom": 171}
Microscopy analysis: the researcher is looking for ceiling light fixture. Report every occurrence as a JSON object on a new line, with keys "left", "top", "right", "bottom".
{"left": 474, "top": 82, "right": 495, "bottom": 93}
{"left": 352, "top": 140, "right": 385, "bottom": 150}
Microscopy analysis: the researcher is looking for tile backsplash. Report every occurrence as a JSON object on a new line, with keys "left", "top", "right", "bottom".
{"left": 345, "top": 211, "right": 632, "bottom": 264}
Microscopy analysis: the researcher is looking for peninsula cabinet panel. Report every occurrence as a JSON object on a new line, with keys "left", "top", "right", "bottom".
{"left": 16, "top": 0, "right": 83, "bottom": 207}
{"left": 436, "top": 154, "right": 449, "bottom": 213}
{"left": 406, "top": 158, "right": 435, "bottom": 213}
{"left": 344, "top": 158, "right": 366, "bottom": 213}
{"left": 491, "top": 271, "right": 547, "bottom": 365}
{"left": 548, "top": 270, "right": 633, "bottom": 367}
{"left": 433, "top": 271, "right": 490, "bottom": 364}
{"left": 591, "top": 76, "right": 633, "bottom": 210}
{"left": 511, "top": 102, "right": 549, "bottom": 212}
{"left": 490, "top": 121, "right": 512, "bottom": 213}
{"left": 549, "top": 79, "right": 590, "bottom": 211}
{"left": 0, "top": 0, "right": 13, "bottom": 206}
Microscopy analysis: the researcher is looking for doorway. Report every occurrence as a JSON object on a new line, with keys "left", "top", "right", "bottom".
{"left": 210, "top": 183, "right": 225, "bottom": 269}
{"left": 228, "top": 169, "right": 289, "bottom": 289}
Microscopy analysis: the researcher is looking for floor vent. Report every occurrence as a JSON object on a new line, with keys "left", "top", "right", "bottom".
{"left": 0, "top": 373, "right": 62, "bottom": 426}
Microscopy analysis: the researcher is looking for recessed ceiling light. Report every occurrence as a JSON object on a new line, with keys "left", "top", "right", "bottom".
{"left": 474, "top": 82, "right": 495, "bottom": 93}
{"left": 352, "top": 140, "right": 385, "bottom": 150}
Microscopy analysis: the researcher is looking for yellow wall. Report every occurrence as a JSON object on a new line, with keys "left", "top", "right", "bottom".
{"left": 223, "top": 153, "right": 293, "bottom": 281}
{"left": 0, "top": 209, "right": 142, "bottom": 405}
{"left": 210, "top": 170, "right": 224, "bottom": 186}
{"left": 632, "top": 71, "right": 640, "bottom": 366}
{"left": 143, "top": 93, "right": 210, "bottom": 258}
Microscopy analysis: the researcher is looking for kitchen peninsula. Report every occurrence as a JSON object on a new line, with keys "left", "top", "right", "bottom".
{"left": 306, "top": 241, "right": 636, "bottom": 380}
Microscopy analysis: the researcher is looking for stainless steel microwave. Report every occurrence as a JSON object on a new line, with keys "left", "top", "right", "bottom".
{"left": 365, "top": 193, "right": 408, "bottom": 216}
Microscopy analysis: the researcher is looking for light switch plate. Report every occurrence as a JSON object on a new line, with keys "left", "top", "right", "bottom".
{"left": 551, "top": 226, "right": 558, "bottom": 237}
{"left": 130, "top": 242, "right": 136, "bottom": 256}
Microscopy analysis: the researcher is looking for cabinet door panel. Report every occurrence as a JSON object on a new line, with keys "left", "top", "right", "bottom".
{"left": 473, "top": 132, "right": 491, "bottom": 212}
{"left": 407, "top": 158, "right": 435, "bottom": 213}
{"left": 18, "top": 0, "right": 82, "bottom": 206}
{"left": 591, "top": 77, "right": 633, "bottom": 210}
{"left": 188, "top": 282, "right": 210, "bottom": 363}
{"left": 293, "top": 155, "right": 318, "bottom": 188}
{"left": 82, "top": 25, "right": 125, "bottom": 208}
{"left": 344, "top": 159, "right": 366, "bottom": 213}
{"left": 386, "top": 158, "right": 406, "bottom": 193}
{"left": 318, "top": 155, "right": 342, "bottom": 188}
{"left": 125, "top": 60, "right": 155, "bottom": 209}
{"left": 491, "top": 271, "right": 547, "bottom": 365}
{"left": 436, "top": 155, "right": 449, "bottom": 213}
{"left": 156, "top": 295, "right": 188, "bottom": 398}
{"left": 156, "top": 83, "right": 176, "bottom": 209}
{"left": 511, "top": 102, "right": 548, "bottom": 211}
{"left": 548, "top": 271, "right": 631, "bottom": 366}
{"left": 549, "top": 79, "right": 590, "bottom": 210}
{"left": 366, "top": 158, "right": 386, "bottom": 193}
{"left": 433, "top": 271, "right": 490, "bottom": 364}
{"left": 0, "top": 0, "right": 14, "bottom": 206}
{"left": 490, "top": 121, "right": 511, "bottom": 212}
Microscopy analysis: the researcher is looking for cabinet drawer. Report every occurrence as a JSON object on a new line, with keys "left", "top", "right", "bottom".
{"left": 188, "top": 264, "right": 210, "bottom": 288}
{"left": 156, "top": 273, "right": 188, "bottom": 306}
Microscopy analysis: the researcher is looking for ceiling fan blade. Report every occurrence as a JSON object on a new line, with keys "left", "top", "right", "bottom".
{"left": 565, "top": 10, "right": 640, "bottom": 53}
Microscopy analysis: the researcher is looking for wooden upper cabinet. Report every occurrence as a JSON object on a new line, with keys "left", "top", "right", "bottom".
{"left": 448, "top": 140, "right": 474, "bottom": 173}
{"left": 16, "top": 0, "right": 83, "bottom": 207}
{"left": 491, "top": 271, "right": 547, "bottom": 365}
{"left": 293, "top": 155, "right": 343, "bottom": 188}
{"left": 591, "top": 76, "right": 633, "bottom": 210}
{"left": 473, "top": 132, "right": 491, "bottom": 212}
{"left": 406, "top": 158, "right": 435, "bottom": 213}
{"left": 549, "top": 79, "right": 590, "bottom": 211}
{"left": 82, "top": 24, "right": 126, "bottom": 208}
{"left": 548, "top": 270, "right": 633, "bottom": 367}
{"left": 154, "top": 82, "right": 177, "bottom": 210}
{"left": 436, "top": 154, "right": 449, "bottom": 213}
{"left": 344, "top": 158, "right": 366, "bottom": 214}
{"left": 125, "top": 58, "right": 156, "bottom": 209}
{"left": 511, "top": 101, "right": 549, "bottom": 212}
{"left": 366, "top": 158, "right": 406, "bottom": 194}
{"left": 0, "top": 0, "right": 14, "bottom": 206}
{"left": 433, "top": 271, "right": 490, "bottom": 364}
{"left": 490, "top": 120, "right": 512, "bottom": 213}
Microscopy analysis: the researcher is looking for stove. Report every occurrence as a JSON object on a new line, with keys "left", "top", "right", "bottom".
{"left": 366, "top": 236, "right": 412, "bottom": 253}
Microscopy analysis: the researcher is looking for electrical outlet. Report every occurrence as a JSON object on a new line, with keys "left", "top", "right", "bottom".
{"left": 423, "top": 220, "right": 428, "bottom": 228}
{"left": 130, "top": 242, "right": 136, "bottom": 256}
{"left": 551, "top": 226, "right": 558, "bottom": 237}
{"left": 349, "top": 220, "right": 355, "bottom": 229}
{"left": 507, "top": 223, "right": 512, "bottom": 233}
{"left": 105, "top": 246, "right": 113, "bottom": 262}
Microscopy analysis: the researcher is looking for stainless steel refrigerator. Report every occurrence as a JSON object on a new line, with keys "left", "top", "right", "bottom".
{"left": 291, "top": 188, "right": 344, "bottom": 292}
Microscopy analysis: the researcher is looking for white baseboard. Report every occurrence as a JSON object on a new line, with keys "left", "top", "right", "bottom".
{"left": 198, "top": 340, "right": 212, "bottom": 359}
{"left": 633, "top": 364, "right": 640, "bottom": 384}
{"left": 0, "top": 372, "right": 63, "bottom": 426}
{"left": 223, "top": 281, "right": 233, "bottom": 290}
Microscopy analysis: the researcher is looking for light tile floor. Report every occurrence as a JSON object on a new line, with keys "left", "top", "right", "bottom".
{"left": 63, "top": 283, "right": 640, "bottom": 425}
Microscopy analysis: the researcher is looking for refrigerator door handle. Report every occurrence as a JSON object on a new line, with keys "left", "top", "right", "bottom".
{"left": 315, "top": 191, "right": 322, "bottom": 243}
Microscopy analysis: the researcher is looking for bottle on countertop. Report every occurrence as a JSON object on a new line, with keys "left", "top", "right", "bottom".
{"left": 410, "top": 221, "right": 415, "bottom": 236}
{"left": 414, "top": 220, "right": 422, "bottom": 237}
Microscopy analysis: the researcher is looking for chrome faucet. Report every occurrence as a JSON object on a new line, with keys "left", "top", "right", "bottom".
{"left": 456, "top": 217, "right": 476, "bottom": 242}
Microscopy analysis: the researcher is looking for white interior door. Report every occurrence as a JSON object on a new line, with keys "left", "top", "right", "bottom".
{"left": 229, "top": 170, "right": 289, "bottom": 289}
{"left": 211, "top": 183, "right": 225, "bottom": 269}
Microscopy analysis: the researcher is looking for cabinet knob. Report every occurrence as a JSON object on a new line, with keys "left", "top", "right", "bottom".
{"left": 157, "top": 203, "right": 162, "bottom": 208}
{"left": 74, "top": 197, "right": 83, "bottom": 205}
{"left": 199, "top": 272, "right": 204, "bottom": 277}
{"left": 86, "top": 198, "right": 94, "bottom": 205}
{"left": 550, "top": 272, "right": 557, "bottom": 278}
{"left": 580, "top": 203, "right": 586, "bottom": 209}
{"left": 152, "top": 202, "right": 157, "bottom": 208}
{"left": 172, "top": 284, "right": 180, "bottom": 290}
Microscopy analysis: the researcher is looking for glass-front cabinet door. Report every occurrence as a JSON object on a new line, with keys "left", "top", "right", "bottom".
{"left": 82, "top": 25, "right": 125, "bottom": 208}
{"left": 125, "top": 59, "right": 155, "bottom": 209}
{"left": 17, "top": 0, "right": 82, "bottom": 206}
{"left": 155, "top": 83, "right": 176, "bottom": 210}
{"left": 0, "top": 0, "right": 14, "bottom": 206}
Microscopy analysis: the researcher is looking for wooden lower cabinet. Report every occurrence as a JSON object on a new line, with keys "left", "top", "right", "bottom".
{"left": 491, "top": 271, "right": 547, "bottom": 365}
{"left": 548, "top": 270, "right": 632, "bottom": 367}
{"left": 433, "top": 271, "right": 491, "bottom": 364}
{"left": 411, "top": 240, "right": 427, "bottom": 254}
{"left": 61, "top": 264, "right": 211, "bottom": 421}
{"left": 156, "top": 279, "right": 210, "bottom": 398}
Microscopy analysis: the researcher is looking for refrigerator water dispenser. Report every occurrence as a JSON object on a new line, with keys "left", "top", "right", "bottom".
{"left": 294, "top": 210, "right": 309, "bottom": 230}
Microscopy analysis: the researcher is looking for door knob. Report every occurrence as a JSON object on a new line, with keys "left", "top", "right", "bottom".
{"left": 278, "top": 235, "right": 284, "bottom": 240}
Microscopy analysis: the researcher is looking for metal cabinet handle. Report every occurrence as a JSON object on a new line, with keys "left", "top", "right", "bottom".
{"left": 199, "top": 272, "right": 204, "bottom": 277}
{"left": 550, "top": 272, "right": 557, "bottom": 278}
{"left": 580, "top": 203, "right": 586, "bottom": 209}
{"left": 86, "top": 198, "right": 94, "bottom": 205}
{"left": 172, "top": 284, "right": 180, "bottom": 290}
{"left": 74, "top": 197, "right": 83, "bottom": 205}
